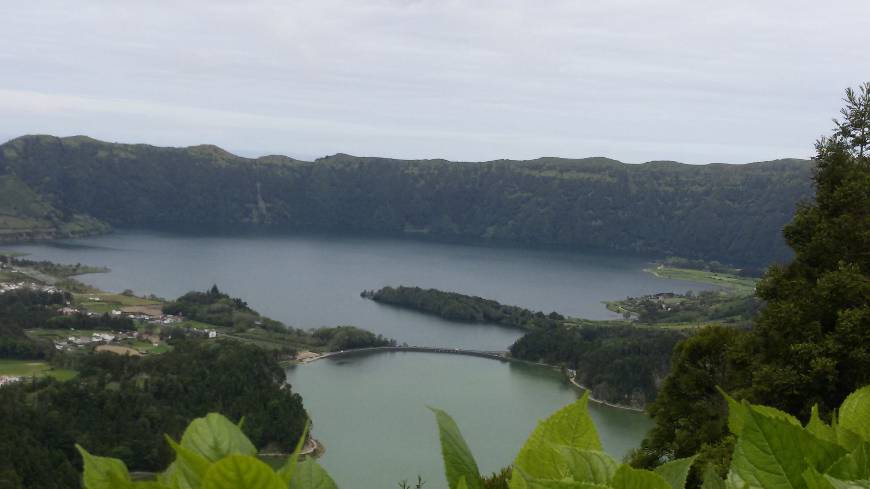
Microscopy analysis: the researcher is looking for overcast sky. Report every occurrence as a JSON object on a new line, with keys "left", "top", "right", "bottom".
{"left": 1, "top": 1, "right": 868, "bottom": 163}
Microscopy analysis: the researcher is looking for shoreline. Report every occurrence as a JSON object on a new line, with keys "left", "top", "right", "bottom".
{"left": 259, "top": 436, "right": 323, "bottom": 459}
{"left": 291, "top": 346, "right": 647, "bottom": 412}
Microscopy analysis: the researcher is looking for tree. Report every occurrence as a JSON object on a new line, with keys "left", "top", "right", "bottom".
{"left": 747, "top": 82, "right": 870, "bottom": 417}
{"left": 631, "top": 83, "right": 870, "bottom": 476}
{"left": 834, "top": 82, "right": 870, "bottom": 157}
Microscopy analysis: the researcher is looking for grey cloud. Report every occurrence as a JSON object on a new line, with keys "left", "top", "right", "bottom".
{"left": 1, "top": 0, "right": 868, "bottom": 163}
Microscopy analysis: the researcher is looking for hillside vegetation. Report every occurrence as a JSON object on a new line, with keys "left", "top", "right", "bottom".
{"left": 362, "top": 285, "right": 565, "bottom": 330}
{"left": 630, "top": 83, "right": 870, "bottom": 481}
{"left": 0, "top": 135, "right": 812, "bottom": 265}
{"left": 0, "top": 341, "right": 308, "bottom": 488}
{"left": 0, "top": 174, "right": 109, "bottom": 242}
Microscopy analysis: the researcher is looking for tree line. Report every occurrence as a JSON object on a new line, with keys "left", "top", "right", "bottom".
{"left": 0, "top": 288, "right": 134, "bottom": 359}
{"left": 362, "top": 285, "right": 564, "bottom": 330}
{"left": 628, "top": 83, "right": 870, "bottom": 483}
{"left": 363, "top": 285, "right": 685, "bottom": 407}
{"left": 511, "top": 324, "right": 685, "bottom": 408}
{"left": 0, "top": 136, "right": 814, "bottom": 266}
{"left": 164, "top": 285, "right": 394, "bottom": 351}
{"left": 0, "top": 340, "right": 309, "bottom": 489}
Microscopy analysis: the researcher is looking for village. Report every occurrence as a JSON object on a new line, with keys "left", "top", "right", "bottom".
{"left": 48, "top": 301, "right": 218, "bottom": 354}
{"left": 0, "top": 280, "right": 62, "bottom": 295}
{"left": 1, "top": 274, "right": 219, "bottom": 363}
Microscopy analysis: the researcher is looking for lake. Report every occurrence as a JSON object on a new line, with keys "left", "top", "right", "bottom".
{"left": 286, "top": 351, "right": 653, "bottom": 489}
{"left": 2, "top": 230, "right": 711, "bottom": 488}
{"left": 3, "top": 230, "right": 711, "bottom": 349}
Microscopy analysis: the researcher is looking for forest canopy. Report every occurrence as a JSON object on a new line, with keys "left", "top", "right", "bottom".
{"left": 630, "top": 82, "right": 870, "bottom": 480}
{"left": 0, "top": 340, "right": 308, "bottom": 489}
{"left": 0, "top": 136, "right": 813, "bottom": 266}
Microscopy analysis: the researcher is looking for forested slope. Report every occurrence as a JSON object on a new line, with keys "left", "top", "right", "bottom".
{"left": 0, "top": 173, "right": 109, "bottom": 243}
{"left": 0, "top": 135, "right": 813, "bottom": 265}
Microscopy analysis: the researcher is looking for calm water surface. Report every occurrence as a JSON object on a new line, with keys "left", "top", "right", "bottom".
{"left": 3, "top": 230, "right": 711, "bottom": 349}
{"left": 286, "top": 351, "right": 653, "bottom": 489}
{"left": 3, "top": 230, "right": 708, "bottom": 488}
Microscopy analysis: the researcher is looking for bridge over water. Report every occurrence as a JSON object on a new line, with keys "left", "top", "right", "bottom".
{"left": 310, "top": 345, "right": 511, "bottom": 362}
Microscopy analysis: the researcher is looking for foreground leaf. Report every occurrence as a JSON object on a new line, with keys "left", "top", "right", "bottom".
{"left": 807, "top": 406, "right": 838, "bottom": 446}
{"left": 430, "top": 407, "right": 483, "bottom": 489}
{"left": 181, "top": 413, "right": 257, "bottom": 462}
{"left": 823, "top": 478, "right": 870, "bottom": 489}
{"left": 559, "top": 448, "right": 617, "bottom": 485}
{"left": 611, "top": 464, "right": 671, "bottom": 489}
{"left": 806, "top": 467, "right": 870, "bottom": 489}
{"left": 827, "top": 442, "right": 870, "bottom": 480}
{"left": 278, "top": 421, "right": 311, "bottom": 485}
{"left": 525, "top": 480, "right": 610, "bottom": 489}
{"left": 654, "top": 455, "right": 697, "bottom": 489}
{"left": 510, "top": 392, "right": 602, "bottom": 487}
{"left": 163, "top": 436, "right": 212, "bottom": 489}
{"left": 728, "top": 406, "right": 845, "bottom": 489}
{"left": 201, "top": 455, "right": 284, "bottom": 489}
{"left": 839, "top": 387, "right": 870, "bottom": 442}
{"left": 804, "top": 466, "right": 837, "bottom": 489}
{"left": 514, "top": 468, "right": 609, "bottom": 489}
{"left": 76, "top": 445, "right": 131, "bottom": 489}
{"left": 701, "top": 466, "right": 725, "bottom": 489}
{"left": 290, "top": 458, "right": 339, "bottom": 489}
{"left": 722, "top": 390, "right": 800, "bottom": 437}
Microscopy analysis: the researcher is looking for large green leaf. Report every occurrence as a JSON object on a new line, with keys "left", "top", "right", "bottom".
{"left": 290, "top": 458, "right": 339, "bottom": 489}
{"left": 558, "top": 448, "right": 617, "bottom": 485}
{"left": 804, "top": 467, "right": 837, "bottom": 489}
{"left": 827, "top": 442, "right": 870, "bottom": 480}
{"left": 525, "top": 480, "right": 610, "bottom": 489}
{"left": 807, "top": 406, "right": 838, "bottom": 446}
{"left": 701, "top": 466, "right": 726, "bottom": 489}
{"left": 824, "top": 479, "right": 870, "bottom": 489}
{"left": 833, "top": 414, "right": 865, "bottom": 452}
{"left": 839, "top": 387, "right": 870, "bottom": 442}
{"left": 610, "top": 464, "right": 671, "bottom": 489}
{"left": 181, "top": 413, "right": 257, "bottom": 462}
{"left": 200, "top": 455, "right": 284, "bottom": 489}
{"left": 728, "top": 405, "right": 845, "bottom": 489}
{"left": 654, "top": 455, "right": 697, "bottom": 489}
{"left": 277, "top": 422, "right": 311, "bottom": 485}
{"left": 429, "top": 407, "right": 483, "bottom": 489}
{"left": 722, "top": 390, "right": 800, "bottom": 436}
{"left": 164, "top": 436, "right": 212, "bottom": 489}
{"left": 76, "top": 444, "right": 132, "bottom": 489}
{"left": 510, "top": 392, "right": 602, "bottom": 487}
{"left": 804, "top": 466, "right": 870, "bottom": 489}
{"left": 513, "top": 468, "right": 610, "bottom": 489}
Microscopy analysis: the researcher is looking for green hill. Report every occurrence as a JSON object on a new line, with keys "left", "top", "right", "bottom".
{"left": 0, "top": 134, "right": 813, "bottom": 265}
{"left": 0, "top": 173, "right": 109, "bottom": 243}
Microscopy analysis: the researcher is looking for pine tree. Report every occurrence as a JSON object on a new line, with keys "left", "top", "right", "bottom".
{"left": 632, "top": 83, "right": 870, "bottom": 476}
{"left": 749, "top": 82, "right": 870, "bottom": 415}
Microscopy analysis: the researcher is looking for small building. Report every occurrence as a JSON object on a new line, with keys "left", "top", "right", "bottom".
{"left": 0, "top": 376, "right": 24, "bottom": 387}
{"left": 59, "top": 307, "right": 79, "bottom": 316}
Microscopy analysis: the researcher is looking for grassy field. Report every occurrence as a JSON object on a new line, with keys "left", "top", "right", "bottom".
{"left": 0, "top": 251, "right": 28, "bottom": 257}
{"left": 0, "top": 359, "right": 78, "bottom": 380}
{"left": 130, "top": 340, "right": 173, "bottom": 354}
{"left": 0, "top": 270, "right": 21, "bottom": 281}
{"left": 74, "top": 292, "right": 162, "bottom": 314}
{"left": 27, "top": 329, "right": 101, "bottom": 340}
{"left": 645, "top": 265, "right": 759, "bottom": 295}
{"left": 177, "top": 320, "right": 215, "bottom": 330}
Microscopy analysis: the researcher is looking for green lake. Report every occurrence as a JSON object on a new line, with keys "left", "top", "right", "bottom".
{"left": 2, "top": 231, "right": 712, "bottom": 488}
{"left": 287, "top": 351, "right": 652, "bottom": 489}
